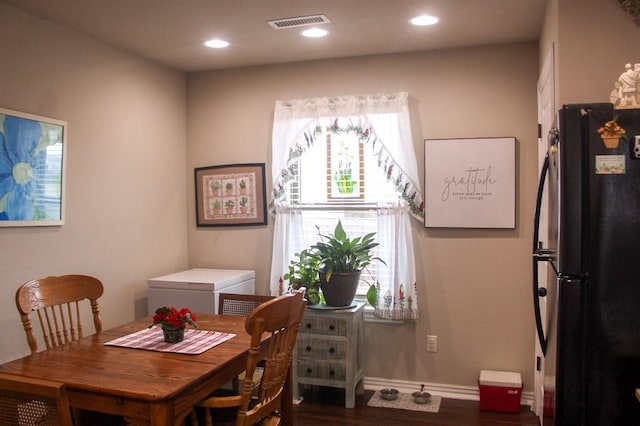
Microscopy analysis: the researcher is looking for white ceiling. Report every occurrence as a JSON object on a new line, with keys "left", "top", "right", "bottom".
{"left": 1, "top": 0, "right": 547, "bottom": 72}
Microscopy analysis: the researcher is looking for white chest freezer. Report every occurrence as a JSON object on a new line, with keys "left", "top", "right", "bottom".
{"left": 147, "top": 268, "right": 255, "bottom": 315}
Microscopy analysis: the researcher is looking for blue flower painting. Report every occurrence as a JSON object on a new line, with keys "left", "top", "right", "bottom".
{"left": 0, "top": 110, "right": 65, "bottom": 224}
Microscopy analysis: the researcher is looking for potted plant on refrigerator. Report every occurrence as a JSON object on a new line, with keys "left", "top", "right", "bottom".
{"left": 597, "top": 115, "right": 627, "bottom": 148}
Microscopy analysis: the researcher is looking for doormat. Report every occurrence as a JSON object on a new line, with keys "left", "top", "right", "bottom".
{"left": 367, "top": 391, "right": 441, "bottom": 413}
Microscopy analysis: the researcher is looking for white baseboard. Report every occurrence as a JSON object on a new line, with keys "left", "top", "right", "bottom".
{"left": 364, "top": 376, "right": 534, "bottom": 407}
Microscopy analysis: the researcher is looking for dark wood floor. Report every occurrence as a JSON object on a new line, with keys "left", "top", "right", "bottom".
{"left": 293, "top": 387, "right": 541, "bottom": 426}
{"left": 87, "top": 386, "right": 541, "bottom": 425}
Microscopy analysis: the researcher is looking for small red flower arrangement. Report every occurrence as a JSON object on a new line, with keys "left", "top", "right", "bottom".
{"left": 150, "top": 306, "right": 198, "bottom": 329}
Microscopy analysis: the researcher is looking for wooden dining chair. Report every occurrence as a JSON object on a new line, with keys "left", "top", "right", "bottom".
{"left": 0, "top": 372, "right": 74, "bottom": 426}
{"left": 192, "top": 289, "right": 306, "bottom": 426}
{"left": 15, "top": 274, "right": 104, "bottom": 354}
{"left": 218, "top": 293, "right": 276, "bottom": 393}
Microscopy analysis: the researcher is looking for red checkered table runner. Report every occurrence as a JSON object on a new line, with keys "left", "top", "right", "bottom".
{"left": 104, "top": 327, "right": 236, "bottom": 355}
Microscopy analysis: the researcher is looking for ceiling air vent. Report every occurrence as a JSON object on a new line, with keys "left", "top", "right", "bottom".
{"left": 267, "top": 14, "right": 331, "bottom": 29}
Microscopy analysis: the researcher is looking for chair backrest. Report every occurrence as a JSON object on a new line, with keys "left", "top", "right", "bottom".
{"left": 15, "top": 274, "right": 104, "bottom": 354}
{"left": 218, "top": 293, "right": 275, "bottom": 317}
{"left": 235, "top": 289, "right": 306, "bottom": 426}
{"left": 0, "top": 372, "right": 74, "bottom": 426}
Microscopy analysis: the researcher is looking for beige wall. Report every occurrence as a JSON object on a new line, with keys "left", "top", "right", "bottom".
{"left": 539, "top": 0, "right": 558, "bottom": 101}
{"left": 557, "top": 0, "right": 640, "bottom": 105}
{"left": 0, "top": 4, "right": 189, "bottom": 362}
{"left": 187, "top": 43, "right": 540, "bottom": 391}
{"left": 542, "top": 0, "right": 640, "bottom": 107}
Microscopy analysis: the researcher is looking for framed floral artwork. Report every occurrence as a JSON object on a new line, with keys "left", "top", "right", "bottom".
{"left": 0, "top": 107, "right": 67, "bottom": 227}
{"left": 194, "top": 163, "right": 267, "bottom": 227}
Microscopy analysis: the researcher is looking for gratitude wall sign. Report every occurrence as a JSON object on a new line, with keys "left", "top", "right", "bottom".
{"left": 424, "top": 137, "right": 515, "bottom": 228}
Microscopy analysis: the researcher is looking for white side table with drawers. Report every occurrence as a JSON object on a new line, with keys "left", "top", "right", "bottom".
{"left": 292, "top": 302, "right": 365, "bottom": 408}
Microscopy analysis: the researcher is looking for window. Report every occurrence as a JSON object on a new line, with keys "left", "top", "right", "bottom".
{"left": 269, "top": 93, "right": 422, "bottom": 320}
{"left": 291, "top": 130, "right": 399, "bottom": 296}
{"left": 33, "top": 140, "right": 63, "bottom": 220}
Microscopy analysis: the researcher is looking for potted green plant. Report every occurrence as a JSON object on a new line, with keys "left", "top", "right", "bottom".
{"left": 224, "top": 199, "right": 235, "bottom": 214}
{"left": 310, "top": 220, "right": 385, "bottom": 307}
{"left": 210, "top": 180, "right": 221, "bottom": 194}
{"left": 239, "top": 196, "right": 248, "bottom": 213}
{"left": 212, "top": 200, "right": 221, "bottom": 214}
{"left": 283, "top": 249, "right": 321, "bottom": 305}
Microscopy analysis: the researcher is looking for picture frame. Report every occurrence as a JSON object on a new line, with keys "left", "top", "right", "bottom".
{"left": 424, "top": 137, "right": 515, "bottom": 228}
{"left": 0, "top": 107, "right": 67, "bottom": 227}
{"left": 195, "top": 163, "right": 267, "bottom": 227}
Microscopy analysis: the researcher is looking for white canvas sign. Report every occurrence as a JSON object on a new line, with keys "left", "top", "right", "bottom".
{"left": 424, "top": 137, "right": 515, "bottom": 228}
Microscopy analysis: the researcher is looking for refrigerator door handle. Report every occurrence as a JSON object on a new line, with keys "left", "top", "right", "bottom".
{"left": 557, "top": 272, "right": 585, "bottom": 282}
{"left": 532, "top": 152, "right": 554, "bottom": 355}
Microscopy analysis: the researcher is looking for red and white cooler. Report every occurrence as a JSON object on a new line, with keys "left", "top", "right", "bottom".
{"left": 478, "top": 370, "right": 523, "bottom": 413}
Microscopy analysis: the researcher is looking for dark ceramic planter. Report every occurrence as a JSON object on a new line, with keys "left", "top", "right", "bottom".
{"left": 162, "top": 325, "right": 185, "bottom": 343}
{"left": 319, "top": 270, "right": 361, "bottom": 307}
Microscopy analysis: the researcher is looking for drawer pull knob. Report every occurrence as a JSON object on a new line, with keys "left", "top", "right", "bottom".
{"left": 329, "top": 325, "right": 335, "bottom": 331}
{"left": 329, "top": 347, "right": 335, "bottom": 353}
{"left": 306, "top": 323, "right": 312, "bottom": 329}
{"left": 306, "top": 368, "right": 313, "bottom": 374}
{"left": 329, "top": 370, "right": 336, "bottom": 376}
{"left": 306, "top": 346, "right": 312, "bottom": 352}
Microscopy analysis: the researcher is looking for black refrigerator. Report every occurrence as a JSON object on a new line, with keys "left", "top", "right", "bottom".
{"left": 533, "top": 103, "right": 640, "bottom": 425}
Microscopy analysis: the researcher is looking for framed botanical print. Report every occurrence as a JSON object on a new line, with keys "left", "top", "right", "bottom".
{"left": 194, "top": 163, "right": 267, "bottom": 227}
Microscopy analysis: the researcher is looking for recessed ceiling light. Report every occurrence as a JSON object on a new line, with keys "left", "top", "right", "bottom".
{"left": 204, "top": 39, "right": 230, "bottom": 49}
{"left": 410, "top": 15, "right": 439, "bottom": 26}
{"left": 301, "top": 28, "right": 329, "bottom": 38}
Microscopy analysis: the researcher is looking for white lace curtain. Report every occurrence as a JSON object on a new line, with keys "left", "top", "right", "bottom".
{"left": 269, "top": 92, "right": 422, "bottom": 320}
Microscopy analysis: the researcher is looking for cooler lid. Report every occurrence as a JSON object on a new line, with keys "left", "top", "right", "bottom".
{"left": 479, "top": 370, "right": 522, "bottom": 387}
{"left": 148, "top": 268, "right": 255, "bottom": 291}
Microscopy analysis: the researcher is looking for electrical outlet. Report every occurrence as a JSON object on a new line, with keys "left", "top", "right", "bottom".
{"left": 427, "top": 335, "right": 437, "bottom": 352}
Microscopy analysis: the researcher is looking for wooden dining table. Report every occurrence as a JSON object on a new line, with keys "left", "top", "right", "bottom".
{"left": 0, "top": 313, "right": 293, "bottom": 426}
